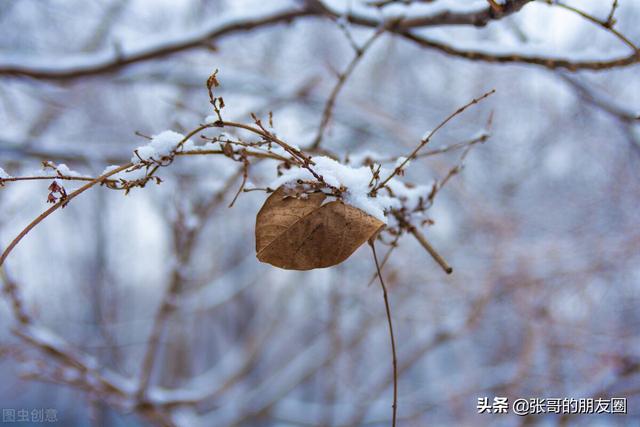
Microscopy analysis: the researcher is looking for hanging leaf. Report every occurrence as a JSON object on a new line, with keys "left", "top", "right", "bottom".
{"left": 256, "top": 187, "right": 384, "bottom": 270}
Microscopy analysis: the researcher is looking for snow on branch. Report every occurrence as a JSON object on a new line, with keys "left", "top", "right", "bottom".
{"left": 0, "top": 70, "right": 494, "bottom": 426}
{"left": 0, "top": 0, "right": 637, "bottom": 81}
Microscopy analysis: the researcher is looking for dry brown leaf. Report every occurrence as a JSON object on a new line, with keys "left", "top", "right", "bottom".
{"left": 256, "top": 187, "right": 384, "bottom": 270}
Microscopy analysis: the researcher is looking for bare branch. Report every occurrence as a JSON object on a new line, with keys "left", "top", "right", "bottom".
{"left": 311, "top": 28, "right": 384, "bottom": 150}
{"left": 4, "top": 0, "right": 638, "bottom": 80}
{"left": 399, "top": 31, "right": 639, "bottom": 71}
{"left": 374, "top": 89, "right": 495, "bottom": 193}
{"left": 0, "top": 8, "right": 316, "bottom": 80}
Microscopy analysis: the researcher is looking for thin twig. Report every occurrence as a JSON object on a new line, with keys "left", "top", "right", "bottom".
{"left": 374, "top": 89, "right": 495, "bottom": 193}
{"left": 0, "top": 163, "right": 133, "bottom": 269}
{"left": 392, "top": 210, "right": 452, "bottom": 274}
{"left": 606, "top": 0, "right": 619, "bottom": 27}
{"left": 408, "top": 225, "right": 453, "bottom": 274}
{"left": 229, "top": 157, "right": 249, "bottom": 207}
{"left": 369, "top": 240, "right": 398, "bottom": 427}
{"left": 367, "top": 234, "right": 401, "bottom": 287}
{"left": 0, "top": 268, "right": 31, "bottom": 325}
{"left": 311, "top": 28, "right": 384, "bottom": 149}
{"left": 544, "top": 0, "right": 637, "bottom": 51}
{"left": 377, "top": 132, "right": 489, "bottom": 165}
{"left": 218, "top": 119, "right": 345, "bottom": 195}
{"left": 0, "top": 175, "right": 118, "bottom": 184}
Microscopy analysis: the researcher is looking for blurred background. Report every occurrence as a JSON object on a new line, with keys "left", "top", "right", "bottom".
{"left": 0, "top": 0, "right": 639, "bottom": 425}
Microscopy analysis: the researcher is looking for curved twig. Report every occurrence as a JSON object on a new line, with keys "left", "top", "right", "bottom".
{"left": 0, "top": 163, "right": 133, "bottom": 269}
{"left": 370, "top": 240, "right": 398, "bottom": 427}
{"left": 374, "top": 89, "right": 495, "bottom": 193}
{"left": 311, "top": 28, "right": 384, "bottom": 149}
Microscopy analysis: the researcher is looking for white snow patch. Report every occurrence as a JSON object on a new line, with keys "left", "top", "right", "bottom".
{"left": 270, "top": 156, "right": 401, "bottom": 223}
{"left": 101, "top": 165, "right": 121, "bottom": 175}
{"left": 103, "top": 164, "right": 147, "bottom": 181}
{"left": 0, "top": 166, "right": 12, "bottom": 179}
{"left": 182, "top": 140, "right": 218, "bottom": 153}
{"left": 345, "top": 150, "right": 384, "bottom": 166}
{"left": 56, "top": 163, "right": 84, "bottom": 177}
{"left": 386, "top": 180, "right": 432, "bottom": 211}
{"left": 117, "top": 167, "right": 147, "bottom": 181}
{"left": 132, "top": 130, "right": 186, "bottom": 163}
